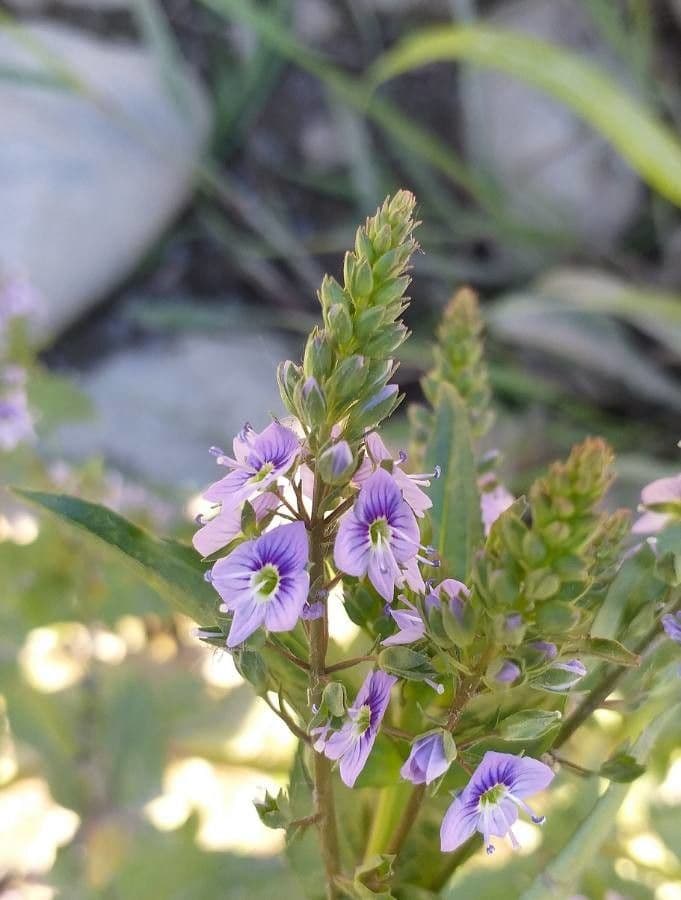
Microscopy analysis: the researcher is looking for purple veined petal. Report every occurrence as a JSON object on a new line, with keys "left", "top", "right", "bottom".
{"left": 388, "top": 500, "right": 421, "bottom": 564}
{"left": 481, "top": 797, "right": 519, "bottom": 839}
{"left": 394, "top": 467, "right": 432, "bottom": 518}
{"left": 252, "top": 491, "right": 281, "bottom": 520}
{"left": 226, "top": 595, "right": 265, "bottom": 647}
{"left": 400, "top": 557, "right": 426, "bottom": 594}
{"left": 203, "top": 467, "right": 253, "bottom": 504}
{"left": 440, "top": 795, "right": 479, "bottom": 852}
{"left": 255, "top": 521, "right": 309, "bottom": 575}
{"left": 339, "top": 734, "right": 371, "bottom": 788}
{"left": 364, "top": 432, "right": 393, "bottom": 465}
{"left": 382, "top": 603, "right": 425, "bottom": 646}
{"left": 503, "top": 754, "right": 555, "bottom": 798}
{"left": 247, "top": 421, "right": 300, "bottom": 472}
{"left": 334, "top": 513, "right": 371, "bottom": 577}
{"left": 321, "top": 724, "right": 355, "bottom": 761}
{"left": 367, "top": 542, "right": 401, "bottom": 602}
{"left": 211, "top": 539, "right": 261, "bottom": 602}
{"left": 192, "top": 506, "right": 242, "bottom": 557}
{"left": 354, "top": 468, "right": 403, "bottom": 526}
{"left": 263, "top": 572, "right": 310, "bottom": 633}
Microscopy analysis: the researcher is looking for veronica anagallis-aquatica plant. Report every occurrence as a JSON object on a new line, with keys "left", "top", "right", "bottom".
{"left": 19, "top": 193, "right": 681, "bottom": 899}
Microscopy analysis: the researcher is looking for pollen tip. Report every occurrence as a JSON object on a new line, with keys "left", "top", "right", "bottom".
{"left": 195, "top": 513, "right": 205, "bottom": 525}
{"left": 486, "top": 844, "right": 495, "bottom": 855}
{"left": 204, "top": 569, "right": 213, "bottom": 583}
{"left": 532, "top": 815, "right": 545, "bottom": 825}
{"left": 398, "top": 449, "right": 408, "bottom": 463}
{"left": 208, "top": 445, "right": 224, "bottom": 457}
{"left": 433, "top": 465, "right": 442, "bottom": 479}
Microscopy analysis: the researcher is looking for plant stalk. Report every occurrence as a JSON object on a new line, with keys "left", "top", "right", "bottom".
{"left": 308, "top": 474, "right": 341, "bottom": 899}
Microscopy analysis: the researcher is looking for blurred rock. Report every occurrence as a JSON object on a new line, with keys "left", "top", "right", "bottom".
{"left": 49, "top": 333, "right": 293, "bottom": 488}
{"left": 460, "top": 0, "right": 643, "bottom": 251}
{"left": 0, "top": 21, "right": 210, "bottom": 340}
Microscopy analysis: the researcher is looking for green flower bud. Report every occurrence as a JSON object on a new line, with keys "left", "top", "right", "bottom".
{"left": 303, "top": 328, "right": 333, "bottom": 381}
{"left": 327, "top": 304, "right": 353, "bottom": 346}
{"left": 318, "top": 441, "right": 356, "bottom": 486}
{"left": 277, "top": 359, "right": 302, "bottom": 413}
{"left": 321, "top": 681, "right": 347, "bottom": 718}
{"left": 297, "top": 377, "right": 327, "bottom": 429}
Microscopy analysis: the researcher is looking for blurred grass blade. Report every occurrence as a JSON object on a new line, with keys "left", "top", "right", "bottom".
{"left": 15, "top": 489, "right": 216, "bottom": 624}
{"left": 371, "top": 25, "right": 681, "bottom": 207}
{"left": 519, "top": 698, "right": 681, "bottom": 900}
{"left": 424, "top": 383, "right": 481, "bottom": 581}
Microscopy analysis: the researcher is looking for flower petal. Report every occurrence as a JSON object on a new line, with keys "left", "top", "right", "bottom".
{"left": 264, "top": 572, "right": 310, "bottom": 633}
{"left": 334, "top": 513, "right": 371, "bottom": 577}
{"left": 440, "top": 795, "right": 479, "bottom": 852}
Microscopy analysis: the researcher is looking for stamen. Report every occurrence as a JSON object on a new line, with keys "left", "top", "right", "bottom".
{"left": 398, "top": 449, "right": 408, "bottom": 463}
{"left": 532, "top": 815, "right": 545, "bottom": 825}
{"left": 486, "top": 844, "right": 495, "bottom": 855}
{"left": 508, "top": 828, "right": 521, "bottom": 851}
{"left": 209, "top": 446, "right": 225, "bottom": 457}
{"left": 204, "top": 569, "right": 214, "bottom": 583}
{"left": 425, "top": 679, "right": 444, "bottom": 694}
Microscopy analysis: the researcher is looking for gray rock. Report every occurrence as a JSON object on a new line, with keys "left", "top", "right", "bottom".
{"left": 459, "top": 0, "right": 643, "bottom": 250}
{"left": 49, "top": 332, "right": 295, "bottom": 488}
{"left": 0, "top": 21, "right": 210, "bottom": 340}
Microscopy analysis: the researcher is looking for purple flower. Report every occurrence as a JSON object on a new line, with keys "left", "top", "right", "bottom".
{"left": 314, "top": 670, "right": 396, "bottom": 787}
{"left": 334, "top": 468, "right": 420, "bottom": 602}
{"left": 433, "top": 579, "right": 470, "bottom": 618}
{"left": 203, "top": 422, "right": 300, "bottom": 510}
{"left": 210, "top": 521, "right": 309, "bottom": 648}
{"left": 401, "top": 731, "right": 452, "bottom": 785}
{"left": 662, "top": 612, "right": 681, "bottom": 644}
{"left": 479, "top": 474, "right": 514, "bottom": 536}
{"left": 0, "top": 273, "right": 42, "bottom": 328}
{"left": 193, "top": 493, "right": 279, "bottom": 557}
{"left": 0, "top": 368, "right": 34, "bottom": 451}
{"left": 383, "top": 597, "right": 427, "bottom": 646}
{"left": 632, "top": 474, "right": 681, "bottom": 534}
{"left": 440, "top": 751, "right": 554, "bottom": 854}
{"left": 355, "top": 432, "right": 436, "bottom": 518}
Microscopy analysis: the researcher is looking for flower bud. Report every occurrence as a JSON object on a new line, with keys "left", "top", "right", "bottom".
{"left": 326, "top": 304, "right": 353, "bottom": 346}
{"left": 277, "top": 359, "right": 303, "bottom": 415}
{"left": 321, "top": 681, "right": 347, "bottom": 718}
{"left": 486, "top": 658, "right": 522, "bottom": 689}
{"left": 303, "top": 329, "right": 333, "bottom": 381}
{"left": 318, "top": 440, "right": 355, "bottom": 486}
{"left": 400, "top": 730, "right": 455, "bottom": 785}
{"left": 354, "top": 384, "right": 400, "bottom": 428}
{"left": 530, "top": 658, "right": 587, "bottom": 693}
{"left": 298, "top": 377, "right": 327, "bottom": 428}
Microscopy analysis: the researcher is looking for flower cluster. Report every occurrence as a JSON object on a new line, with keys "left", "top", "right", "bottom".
{"left": 189, "top": 194, "right": 665, "bottom": 896}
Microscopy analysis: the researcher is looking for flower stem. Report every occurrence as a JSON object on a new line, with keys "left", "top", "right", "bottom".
{"left": 384, "top": 674, "right": 480, "bottom": 861}
{"left": 325, "top": 654, "right": 376, "bottom": 674}
{"left": 309, "top": 474, "right": 341, "bottom": 899}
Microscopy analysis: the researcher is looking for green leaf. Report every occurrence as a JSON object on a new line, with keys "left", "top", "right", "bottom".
{"left": 354, "top": 734, "right": 404, "bottom": 789}
{"left": 371, "top": 24, "right": 681, "bottom": 208}
{"left": 599, "top": 753, "right": 645, "bottom": 784}
{"left": 591, "top": 543, "right": 664, "bottom": 640}
{"left": 498, "top": 709, "right": 562, "bottom": 741}
{"left": 424, "top": 383, "right": 481, "bottom": 582}
{"left": 14, "top": 489, "right": 216, "bottom": 623}
{"left": 377, "top": 646, "right": 437, "bottom": 683}
{"left": 568, "top": 637, "right": 640, "bottom": 667}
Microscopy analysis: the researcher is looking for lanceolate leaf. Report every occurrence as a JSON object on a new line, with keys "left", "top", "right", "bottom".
{"left": 14, "top": 489, "right": 216, "bottom": 623}
{"left": 424, "top": 383, "right": 481, "bottom": 582}
{"left": 371, "top": 25, "right": 681, "bottom": 208}
{"left": 568, "top": 637, "right": 640, "bottom": 667}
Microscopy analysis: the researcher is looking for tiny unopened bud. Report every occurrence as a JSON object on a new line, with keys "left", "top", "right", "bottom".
{"left": 318, "top": 440, "right": 355, "bottom": 486}
{"left": 298, "top": 376, "right": 327, "bottom": 428}
{"left": 356, "top": 383, "right": 400, "bottom": 428}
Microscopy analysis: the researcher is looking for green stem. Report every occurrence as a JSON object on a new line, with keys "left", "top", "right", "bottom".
{"left": 383, "top": 674, "right": 480, "bottom": 862}
{"left": 308, "top": 474, "right": 341, "bottom": 899}
{"left": 364, "top": 783, "right": 413, "bottom": 860}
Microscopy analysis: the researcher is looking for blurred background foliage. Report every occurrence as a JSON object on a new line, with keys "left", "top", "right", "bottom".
{"left": 1, "top": 0, "right": 681, "bottom": 897}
